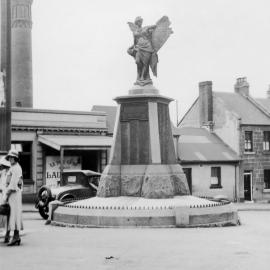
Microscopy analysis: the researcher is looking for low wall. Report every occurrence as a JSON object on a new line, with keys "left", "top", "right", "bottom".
{"left": 51, "top": 196, "right": 239, "bottom": 228}
{"left": 175, "top": 203, "right": 238, "bottom": 227}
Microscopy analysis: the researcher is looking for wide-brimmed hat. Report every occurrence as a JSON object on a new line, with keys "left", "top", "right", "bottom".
{"left": 5, "top": 149, "right": 19, "bottom": 160}
{"left": 0, "top": 156, "right": 11, "bottom": 167}
{"left": 135, "top": 16, "right": 143, "bottom": 23}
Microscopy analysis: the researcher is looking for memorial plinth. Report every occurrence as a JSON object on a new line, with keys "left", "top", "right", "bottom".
{"left": 97, "top": 85, "right": 190, "bottom": 199}
{"left": 51, "top": 16, "right": 239, "bottom": 228}
{"left": 52, "top": 85, "right": 239, "bottom": 228}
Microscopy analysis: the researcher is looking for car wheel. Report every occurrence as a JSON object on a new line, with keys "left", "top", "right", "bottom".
{"left": 37, "top": 186, "right": 52, "bottom": 205}
{"left": 38, "top": 205, "right": 49, "bottom": 220}
{"left": 37, "top": 186, "right": 52, "bottom": 219}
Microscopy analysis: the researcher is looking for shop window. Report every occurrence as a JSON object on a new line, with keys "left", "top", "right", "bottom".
{"left": 264, "top": 169, "right": 270, "bottom": 189}
{"left": 263, "top": 131, "right": 270, "bottom": 151}
{"left": 244, "top": 131, "right": 253, "bottom": 152}
{"left": 12, "top": 142, "right": 32, "bottom": 183}
{"left": 210, "top": 167, "right": 222, "bottom": 188}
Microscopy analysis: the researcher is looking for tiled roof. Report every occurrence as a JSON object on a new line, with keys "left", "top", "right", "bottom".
{"left": 255, "top": 98, "right": 270, "bottom": 112}
{"left": 91, "top": 105, "right": 117, "bottom": 134}
{"left": 174, "top": 127, "right": 239, "bottom": 162}
{"left": 214, "top": 92, "right": 270, "bottom": 125}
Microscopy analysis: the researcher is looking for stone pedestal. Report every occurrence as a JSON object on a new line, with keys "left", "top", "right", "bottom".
{"left": 97, "top": 85, "right": 190, "bottom": 198}
{"left": 53, "top": 85, "right": 238, "bottom": 228}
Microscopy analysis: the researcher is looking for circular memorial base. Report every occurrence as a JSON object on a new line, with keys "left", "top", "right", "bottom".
{"left": 51, "top": 196, "right": 239, "bottom": 228}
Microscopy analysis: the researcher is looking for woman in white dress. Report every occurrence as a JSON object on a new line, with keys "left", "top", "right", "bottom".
{"left": 0, "top": 156, "right": 10, "bottom": 237}
{"left": 5, "top": 150, "right": 23, "bottom": 246}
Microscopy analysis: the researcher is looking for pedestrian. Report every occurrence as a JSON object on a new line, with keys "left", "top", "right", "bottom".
{"left": 0, "top": 156, "right": 11, "bottom": 235}
{"left": 4, "top": 150, "right": 23, "bottom": 246}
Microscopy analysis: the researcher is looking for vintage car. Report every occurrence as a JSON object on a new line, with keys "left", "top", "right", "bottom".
{"left": 35, "top": 170, "right": 101, "bottom": 219}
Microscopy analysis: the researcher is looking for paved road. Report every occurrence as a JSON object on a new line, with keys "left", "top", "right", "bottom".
{"left": 0, "top": 211, "right": 270, "bottom": 270}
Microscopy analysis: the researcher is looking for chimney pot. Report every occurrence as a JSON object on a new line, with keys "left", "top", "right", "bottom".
{"left": 235, "top": 77, "right": 249, "bottom": 96}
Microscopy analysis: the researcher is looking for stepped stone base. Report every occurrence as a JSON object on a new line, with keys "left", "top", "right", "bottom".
{"left": 51, "top": 196, "right": 239, "bottom": 228}
{"left": 97, "top": 164, "right": 190, "bottom": 198}
{"left": 50, "top": 85, "right": 241, "bottom": 228}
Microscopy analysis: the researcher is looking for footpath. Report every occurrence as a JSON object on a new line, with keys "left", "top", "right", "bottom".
{"left": 234, "top": 202, "right": 270, "bottom": 211}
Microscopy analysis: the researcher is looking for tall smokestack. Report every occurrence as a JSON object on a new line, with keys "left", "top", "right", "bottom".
{"left": 199, "top": 81, "right": 213, "bottom": 128}
{"left": 0, "top": 0, "right": 12, "bottom": 153}
{"left": 11, "top": 0, "right": 33, "bottom": 107}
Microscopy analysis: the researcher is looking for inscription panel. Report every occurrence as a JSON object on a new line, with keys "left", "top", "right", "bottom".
{"left": 120, "top": 103, "right": 148, "bottom": 121}
{"left": 158, "top": 103, "right": 176, "bottom": 164}
{"left": 130, "top": 120, "right": 140, "bottom": 164}
{"left": 121, "top": 122, "right": 130, "bottom": 164}
{"left": 139, "top": 121, "right": 150, "bottom": 164}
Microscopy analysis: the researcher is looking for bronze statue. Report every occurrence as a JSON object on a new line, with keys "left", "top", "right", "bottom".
{"left": 127, "top": 16, "right": 173, "bottom": 86}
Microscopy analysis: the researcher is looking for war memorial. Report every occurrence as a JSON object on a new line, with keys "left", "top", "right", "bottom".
{"left": 50, "top": 16, "right": 239, "bottom": 228}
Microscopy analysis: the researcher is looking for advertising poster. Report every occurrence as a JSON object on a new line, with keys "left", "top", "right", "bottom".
{"left": 45, "top": 156, "right": 81, "bottom": 187}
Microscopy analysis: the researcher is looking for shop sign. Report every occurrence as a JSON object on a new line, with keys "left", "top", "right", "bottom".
{"left": 45, "top": 156, "right": 81, "bottom": 187}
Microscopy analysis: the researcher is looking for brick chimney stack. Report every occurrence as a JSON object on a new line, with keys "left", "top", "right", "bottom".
{"left": 199, "top": 81, "right": 213, "bottom": 128}
{"left": 234, "top": 77, "right": 249, "bottom": 96}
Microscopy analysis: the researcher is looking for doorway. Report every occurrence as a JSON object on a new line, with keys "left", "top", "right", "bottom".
{"left": 244, "top": 171, "right": 253, "bottom": 201}
{"left": 183, "top": 168, "right": 192, "bottom": 194}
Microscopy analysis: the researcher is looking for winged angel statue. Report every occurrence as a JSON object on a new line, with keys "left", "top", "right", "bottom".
{"left": 127, "top": 16, "right": 173, "bottom": 86}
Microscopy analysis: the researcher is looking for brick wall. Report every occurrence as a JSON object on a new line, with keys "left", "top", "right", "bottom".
{"left": 240, "top": 126, "right": 270, "bottom": 201}
{"left": 199, "top": 81, "right": 213, "bottom": 126}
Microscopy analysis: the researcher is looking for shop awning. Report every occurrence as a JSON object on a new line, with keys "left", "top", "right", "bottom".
{"left": 38, "top": 135, "right": 113, "bottom": 151}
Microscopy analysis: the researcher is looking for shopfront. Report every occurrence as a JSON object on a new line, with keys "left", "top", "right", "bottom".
{"left": 38, "top": 135, "right": 112, "bottom": 188}
{"left": 11, "top": 107, "right": 113, "bottom": 200}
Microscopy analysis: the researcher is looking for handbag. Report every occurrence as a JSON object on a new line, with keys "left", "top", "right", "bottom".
{"left": 0, "top": 203, "right": 10, "bottom": 216}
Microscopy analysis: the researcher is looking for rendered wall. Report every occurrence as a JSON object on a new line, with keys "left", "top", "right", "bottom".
{"left": 213, "top": 95, "right": 241, "bottom": 154}
{"left": 182, "top": 163, "right": 237, "bottom": 201}
{"left": 12, "top": 108, "right": 107, "bottom": 129}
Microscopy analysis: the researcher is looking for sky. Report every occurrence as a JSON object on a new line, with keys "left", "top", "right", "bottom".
{"left": 32, "top": 0, "right": 270, "bottom": 124}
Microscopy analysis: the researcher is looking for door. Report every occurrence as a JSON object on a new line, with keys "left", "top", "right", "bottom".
{"left": 244, "top": 171, "right": 252, "bottom": 201}
{"left": 183, "top": 168, "right": 192, "bottom": 194}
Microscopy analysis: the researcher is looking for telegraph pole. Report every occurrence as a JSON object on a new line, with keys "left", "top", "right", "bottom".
{"left": 0, "top": 0, "right": 12, "bottom": 155}
{"left": 175, "top": 99, "right": 179, "bottom": 127}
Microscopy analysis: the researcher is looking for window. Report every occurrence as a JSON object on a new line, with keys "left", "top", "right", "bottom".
{"left": 263, "top": 131, "right": 270, "bottom": 151}
{"left": 12, "top": 142, "right": 32, "bottom": 183}
{"left": 264, "top": 170, "right": 270, "bottom": 189}
{"left": 244, "top": 131, "right": 253, "bottom": 152}
{"left": 210, "top": 167, "right": 222, "bottom": 188}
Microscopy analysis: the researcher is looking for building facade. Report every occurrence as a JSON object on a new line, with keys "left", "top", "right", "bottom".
{"left": 179, "top": 78, "right": 270, "bottom": 202}
{"left": 9, "top": 107, "right": 112, "bottom": 200}
{"left": 173, "top": 127, "right": 239, "bottom": 201}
